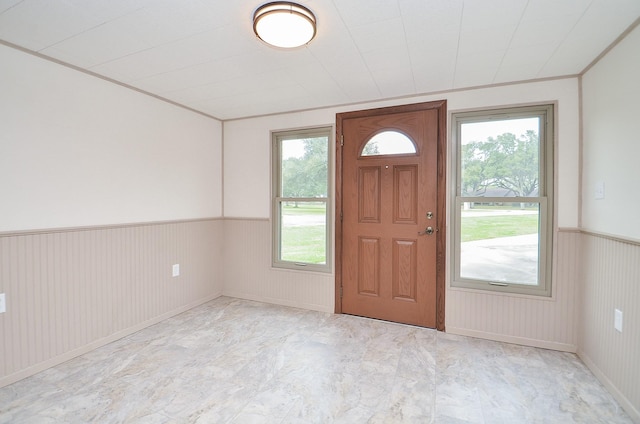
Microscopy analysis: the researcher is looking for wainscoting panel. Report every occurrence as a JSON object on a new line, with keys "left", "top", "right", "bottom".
{"left": 578, "top": 232, "right": 640, "bottom": 421}
{"left": 0, "top": 219, "right": 223, "bottom": 388}
{"left": 223, "top": 219, "right": 334, "bottom": 313}
{"left": 446, "top": 229, "right": 580, "bottom": 351}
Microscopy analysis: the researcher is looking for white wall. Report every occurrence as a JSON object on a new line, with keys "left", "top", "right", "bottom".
{"left": 223, "top": 78, "right": 582, "bottom": 343}
{"left": 579, "top": 23, "right": 640, "bottom": 421}
{"left": 581, "top": 25, "right": 640, "bottom": 241}
{"left": 0, "top": 44, "right": 223, "bottom": 233}
{"left": 223, "top": 110, "right": 335, "bottom": 219}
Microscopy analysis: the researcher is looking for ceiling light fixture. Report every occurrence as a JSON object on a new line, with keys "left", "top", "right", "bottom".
{"left": 253, "top": 2, "right": 317, "bottom": 49}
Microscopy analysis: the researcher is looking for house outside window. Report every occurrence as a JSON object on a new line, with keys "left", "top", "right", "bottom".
{"left": 451, "top": 105, "right": 554, "bottom": 296}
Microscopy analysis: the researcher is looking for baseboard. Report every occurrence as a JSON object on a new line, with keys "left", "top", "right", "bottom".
{"left": 0, "top": 292, "right": 222, "bottom": 389}
{"left": 578, "top": 350, "right": 640, "bottom": 423}
{"left": 223, "top": 290, "right": 334, "bottom": 314}
{"left": 446, "top": 326, "right": 577, "bottom": 352}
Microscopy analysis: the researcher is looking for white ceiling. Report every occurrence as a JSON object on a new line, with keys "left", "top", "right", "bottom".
{"left": 1, "top": 0, "right": 639, "bottom": 121}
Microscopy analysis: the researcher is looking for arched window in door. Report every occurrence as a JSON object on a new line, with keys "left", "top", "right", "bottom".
{"left": 361, "top": 130, "right": 417, "bottom": 156}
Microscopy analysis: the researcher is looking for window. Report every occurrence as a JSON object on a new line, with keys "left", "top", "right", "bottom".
{"left": 451, "top": 105, "right": 553, "bottom": 296}
{"left": 272, "top": 127, "right": 332, "bottom": 272}
{"left": 361, "top": 130, "right": 417, "bottom": 156}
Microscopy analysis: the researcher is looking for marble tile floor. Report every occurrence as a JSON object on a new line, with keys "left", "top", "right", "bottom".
{"left": 0, "top": 297, "right": 632, "bottom": 423}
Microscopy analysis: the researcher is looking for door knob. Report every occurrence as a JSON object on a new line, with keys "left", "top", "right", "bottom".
{"left": 418, "top": 226, "right": 434, "bottom": 236}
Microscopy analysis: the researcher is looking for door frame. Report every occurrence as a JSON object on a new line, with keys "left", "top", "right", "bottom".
{"left": 335, "top": 100, "right": 447, "bottom": 331}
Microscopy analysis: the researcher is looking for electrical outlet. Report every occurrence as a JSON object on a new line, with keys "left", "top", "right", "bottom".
{"left": 172, "top": 264, "right": 180, "bottom": 277}
{"left": 615, "top": 309, "right": 623, "bottom": 332}
{"left": 0, "top": 293, "right": 6, "bottom": 314}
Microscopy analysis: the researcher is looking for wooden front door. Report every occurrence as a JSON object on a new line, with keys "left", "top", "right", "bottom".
{"left": 336, "top": 101, "right": 446, "bottom": 329}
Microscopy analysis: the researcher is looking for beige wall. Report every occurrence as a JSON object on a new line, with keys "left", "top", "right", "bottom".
{"left": 0, "top": 219, "right": 224, "bottom": 388}
{"left": 446, "top": 229, "right": 579, "bottom": 352}
{"left": 223, "top": 219, "right": 334, "bottom": 312}
{"left": 579, "top": 23, "right": 640, "bottom": 421}
{"left": 578, "top": 233, "right": 640, "bottom": 421}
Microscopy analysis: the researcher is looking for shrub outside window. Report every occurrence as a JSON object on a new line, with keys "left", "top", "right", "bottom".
{"left": 272, "top": 127, "right": 332, "bottom": 272}
{"left": 451, "top": 105, "right": 554, "bottom": 296}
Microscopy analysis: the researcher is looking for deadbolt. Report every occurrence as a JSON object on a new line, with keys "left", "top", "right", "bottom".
{"left": 426, "top": 211, "right": 433, "bottom": 219}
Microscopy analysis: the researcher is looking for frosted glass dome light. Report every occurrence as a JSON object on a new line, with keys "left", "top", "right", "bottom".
{"left": 253, "top": 2, "right": 317, "bottom": 49}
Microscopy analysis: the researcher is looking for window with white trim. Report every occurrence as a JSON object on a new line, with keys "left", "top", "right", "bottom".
{"left": 451, "top": 105, "right": 554, "bottom": 296}
{"left": 272, "top": 127, "right": 332, "bottom": 272}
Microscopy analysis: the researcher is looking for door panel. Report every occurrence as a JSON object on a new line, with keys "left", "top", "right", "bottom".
{"left": 392, "top": 239, "right": 417, "bottom": 301}
{"left": 358, "top": 167, "right": 381, "bottom": 222}
{"left": 358, "top": 237, "right": 380, "bottom": 296}
{"left": 336, "top": 101, "right": 446, "bottom": 329}
{"left": 394, "top": 165, "right": 418, "bottom": 224}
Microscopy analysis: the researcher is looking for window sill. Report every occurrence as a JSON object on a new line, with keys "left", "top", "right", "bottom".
{"left": 271, "top": 264, "right": 334, "bottom": 276}
{"left": 448, "top": 284, "right": 556, "bottom": 301}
